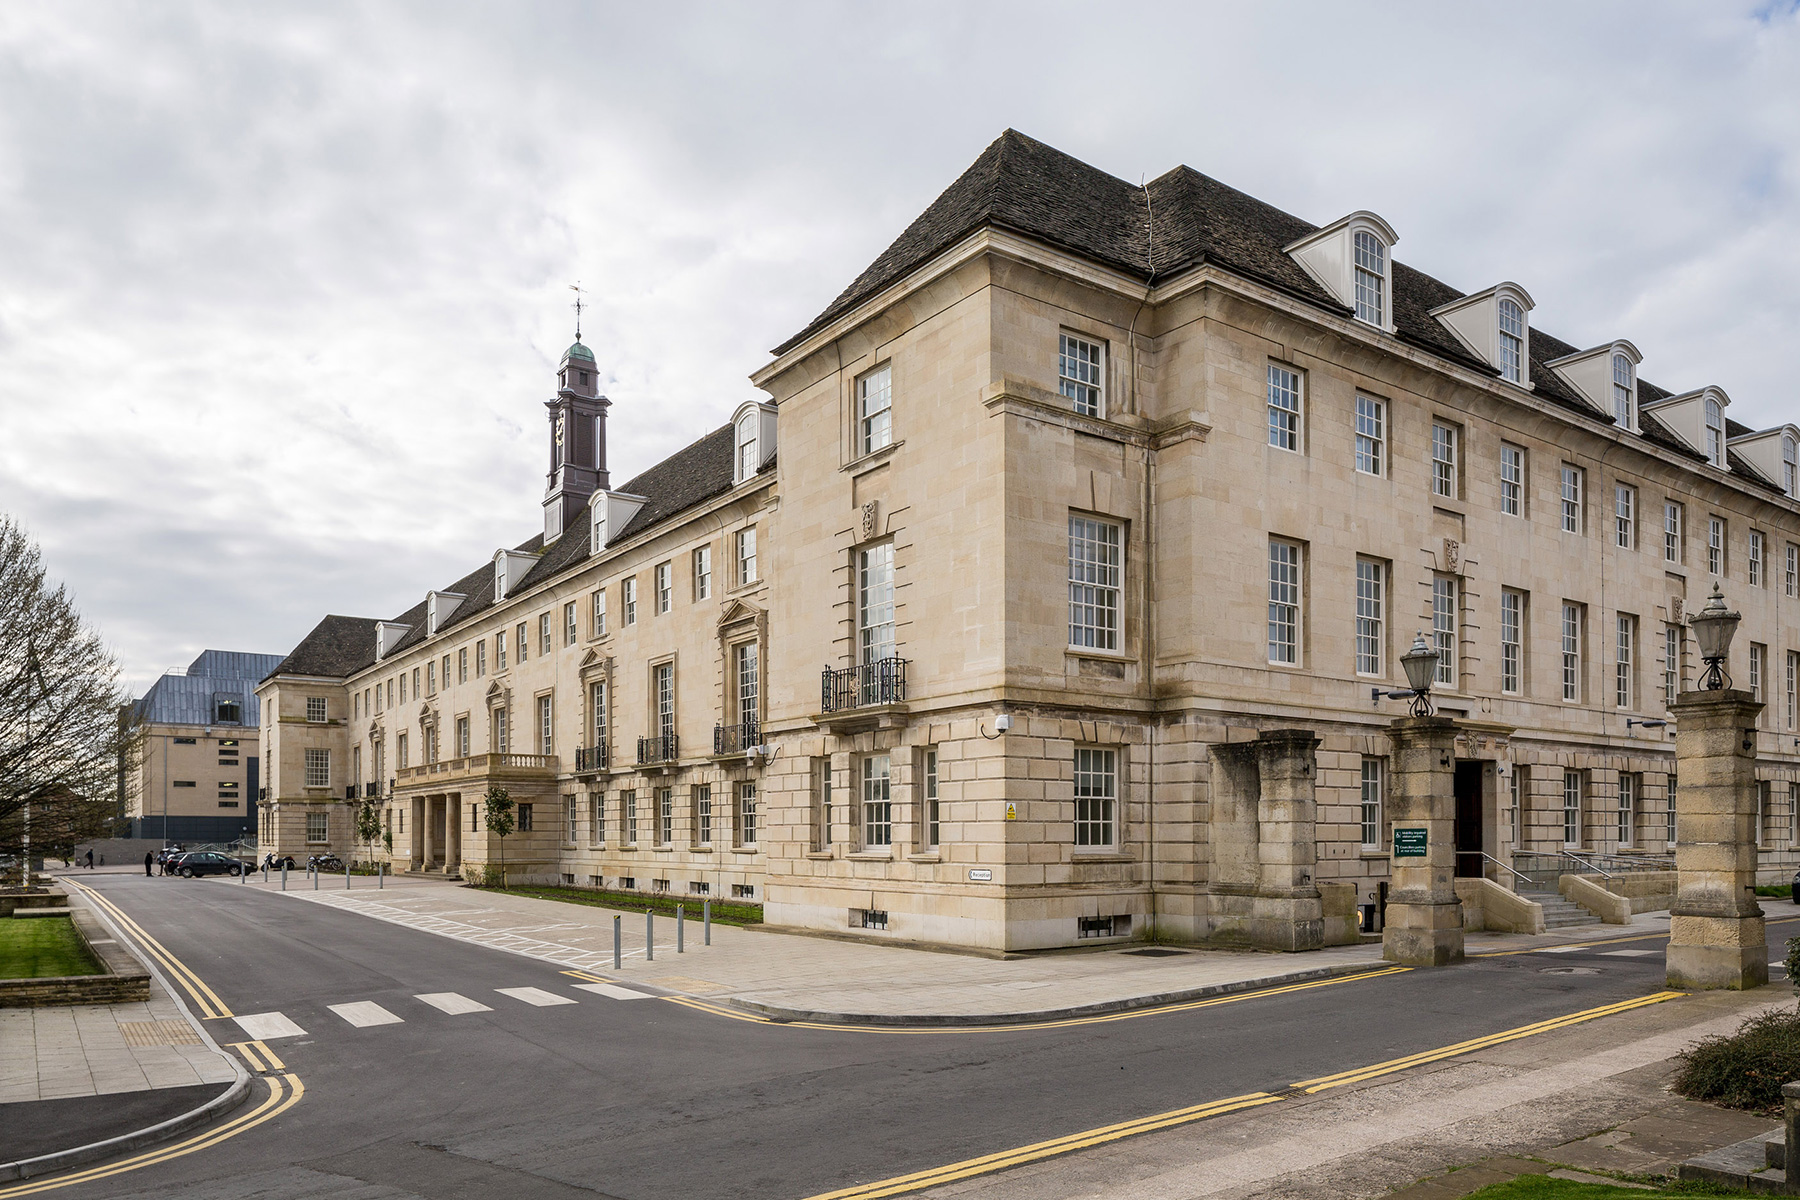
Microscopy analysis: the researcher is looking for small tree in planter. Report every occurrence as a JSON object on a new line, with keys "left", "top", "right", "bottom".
{"left": 482, "top": 786, "right": 515, "bottom": 888}
{"left": 354, "top": 798, "right": 383, "bottom": 872}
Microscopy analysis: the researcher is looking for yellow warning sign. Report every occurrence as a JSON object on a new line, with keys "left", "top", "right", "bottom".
{"left": 1005, "top": 803, "right": 1017, "bottom": 820}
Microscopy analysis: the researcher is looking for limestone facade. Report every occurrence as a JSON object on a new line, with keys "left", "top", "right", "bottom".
{"left": 257, "top": 131, "right": 1800, "bottom": 951}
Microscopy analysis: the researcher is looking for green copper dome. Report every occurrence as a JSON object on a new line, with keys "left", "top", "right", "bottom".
{"left": 563, "top": 340, "right": 595, "bottom": 363}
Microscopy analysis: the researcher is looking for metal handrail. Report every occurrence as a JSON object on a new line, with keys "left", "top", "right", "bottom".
{"left": 1455, "top": 849, "right": 1534, "bottom": 887}
{"left": 1557, "top": 850, "right": 1613, "bottom": 880}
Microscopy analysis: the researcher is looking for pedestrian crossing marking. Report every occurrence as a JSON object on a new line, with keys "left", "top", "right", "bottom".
{"left": 572, "top": 982, "right": 655, "bottom": 1000}
{"left": 1599, "top": 949, "right": 1660, "bottom": 958}
{"left": 235, "top": 1011, "right": 306, "bottom": 1040}
{"left": 415, "top": 991, "right": 492, "bottom": 1014}
{"left": 329, "top": 1001, "right": 404, "bottom": 1027}
{"left": 496, "top": 986, "right": 577, "bottom": 1007}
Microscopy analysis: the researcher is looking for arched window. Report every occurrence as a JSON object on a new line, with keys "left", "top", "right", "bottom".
{"left": 736, "top": 413, "right": 759, "bottom": 483}
{"left": 1705, "top": 398, "right": 1725, "bottom": 467}
{"left": 1353, "top": 230, "right": 1386, "bottom": 326}
{"left": 1611, "top": 354, "right": 1634, "bottom": 429}
{"left": 1497, "top": 299, "right": 1525, "bottom": 384}
{"left": 1784, "top": 436, "right": 1797, "bottom": 498}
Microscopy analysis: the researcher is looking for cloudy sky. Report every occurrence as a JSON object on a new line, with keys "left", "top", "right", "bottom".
{"left": 3, "top": 2, "right": 1799, "bottom": 693}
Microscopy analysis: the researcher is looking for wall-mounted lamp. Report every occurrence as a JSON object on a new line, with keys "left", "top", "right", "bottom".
{"left": 1744, "top": 728, "right": 1757, "bottom": 752}
{"left": 1626, "top": 718, "right": 1670, "bottom": 737}
{"left": 980, "top": 714, "right": 1012, "bottom": 741}
{"left": 1371, "top": 631, "right": 1442, "bottom": 717}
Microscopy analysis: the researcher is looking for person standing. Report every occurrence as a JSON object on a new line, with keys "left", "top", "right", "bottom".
{"left": 84, "top": 849, "right": 94, "bottom": 869}
{"left": 144, "top": 851, "right": 153, "bottom": 877}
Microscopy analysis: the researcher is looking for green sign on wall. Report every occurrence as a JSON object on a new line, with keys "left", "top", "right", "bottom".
{"left": 1393, "top": 828, "right": 1428, "bottom": 858}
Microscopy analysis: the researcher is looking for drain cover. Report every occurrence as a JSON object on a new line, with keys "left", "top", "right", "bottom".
{"left": 1540, "top": 966, "right": 1602, "bottom": 976}
{"left": 1124, "top": 948, "right": 1188, "bottom": 958}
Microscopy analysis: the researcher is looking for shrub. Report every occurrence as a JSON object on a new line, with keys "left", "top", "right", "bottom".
{"left": 1673, "top": 1004, "right": 1800, "bottom": 1113}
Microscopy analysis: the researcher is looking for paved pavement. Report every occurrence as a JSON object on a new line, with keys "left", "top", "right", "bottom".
{"left": 0, "top": 882, "right": 240, "bottom": 1169}
{"left": 201, "top": 871, "right": 1692, "bottom": 1020}
{"left": 5, "top": 871, "right": 1782, "bottom": 1200}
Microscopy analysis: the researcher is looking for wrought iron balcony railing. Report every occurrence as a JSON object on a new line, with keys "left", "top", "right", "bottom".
{"left": 366, "top": 780, "right": 383, "bottom": 800}
{"left": 636, "top": 733, "right": 679, "bottom": 766}
{"left": 821, "top": 657, "right": 909, "bottom": 713}
{"left": 344, "top": 784, "right": 359, "bottom": 800}
{"left": 713, "top": 720, "right": 760, "bottom": 756}
{"left": 575, "top": 743, "right": 610, "bottom": 773}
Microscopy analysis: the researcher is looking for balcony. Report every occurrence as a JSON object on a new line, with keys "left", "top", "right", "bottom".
{"left": 393, "top": 753, "right": 557, "bottom": 790}
{"left": 574, "top": 743, "right": 610, "bottom": 773}
{"left": 636, "top": 733, "right": 679, "bottom": 767}
{"left": 713, "top": 720, "right": 760, "bottom": 757}
{"left": 366, "top": 780, "right": 384, "bottom": 800}
{"left": 818, "top": 657, "right": 910, "bottom": 732}
{"left": 344, "top": 784, "right": 359, "bottom": 800}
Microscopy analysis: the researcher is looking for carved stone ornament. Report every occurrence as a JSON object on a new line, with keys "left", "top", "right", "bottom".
{"left": 1671, "top": 595, "right": 1685, "bottom": 622}
{"left": 860, "top": 500, "right": 879, "bottom": 541}
{"left": 1443, "top": 538, "right": 1461, "bottom": 573}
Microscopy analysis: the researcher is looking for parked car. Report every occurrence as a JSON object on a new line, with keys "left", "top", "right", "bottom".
{"left": 171, "top": 851, "right": 246, "bottom": 878}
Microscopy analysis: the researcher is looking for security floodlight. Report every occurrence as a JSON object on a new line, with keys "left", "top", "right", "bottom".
{"left": 1690, "top": 583, "right": 1740, "bottom": 690}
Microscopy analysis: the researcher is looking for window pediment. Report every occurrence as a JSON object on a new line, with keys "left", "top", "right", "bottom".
{"left": 717, "top": 598, "right": 764, "bottom": 630}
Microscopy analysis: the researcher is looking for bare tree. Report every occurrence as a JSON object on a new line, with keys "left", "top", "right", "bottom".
{"left": 0, "top": 515, "right": 127, "bottom": 877}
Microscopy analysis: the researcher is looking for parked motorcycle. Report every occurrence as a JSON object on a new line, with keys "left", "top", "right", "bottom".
{"left": 307, "top": 853, "right": 344, "bottom": 873}
{"left": 263, "top": 853, "right": 296, "bottom": 871}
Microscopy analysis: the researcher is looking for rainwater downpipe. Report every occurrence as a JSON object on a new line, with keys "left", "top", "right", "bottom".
{"left": 1127, "top": 177, "right": 1159, "bottom": 930}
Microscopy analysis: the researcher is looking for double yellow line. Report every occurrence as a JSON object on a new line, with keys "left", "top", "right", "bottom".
{"left": 64, "top": 879, "right": 232, "bottom": 1019}
{"left": 227, "top": 1041, "right": 286, "bottom": 1072}
{"left": 796, "top": 989, "right": 1685, "bottom": 1199}
{"left": 0, "top": 1074, "right": 304, "bottom": 1197}
{"left": 663, "top": 966, "right": 1414, "bottom": 1036}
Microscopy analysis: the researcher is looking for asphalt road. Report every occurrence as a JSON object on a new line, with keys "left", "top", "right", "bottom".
{"left": 36, "top": 876, "right": 1799, "bottom": 1200}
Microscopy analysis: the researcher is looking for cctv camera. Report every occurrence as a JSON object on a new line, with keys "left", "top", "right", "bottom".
{"left": 994, "top": 714, "right": 1012, "bottom": 733}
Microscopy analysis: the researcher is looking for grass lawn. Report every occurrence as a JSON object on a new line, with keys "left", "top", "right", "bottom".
{"left": 1461, "top": 1174, "right": 1758, "bottom": 1198}
{"left": 469, "top": 883, "right": 764, "bottom": 927}
{"left": 0, "top": 916, "right": 103, "bottom": 979}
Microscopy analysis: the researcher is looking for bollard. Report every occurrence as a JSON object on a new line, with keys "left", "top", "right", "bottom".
{"left": 677, "top": 904, "right": 685, "bottom": 954}
{"left": 263, "top": 862, "right": 268, "bottom": 884}
{"left": 613, "top": 915, "right": 622, "bottom": 970}
{"left": 704, "top": 900, "right": 711, "bottom": 946}
{"left": 240, "top": 859, "right": 246, "bottom": 883}
{"left": 313, "top": 863, "right": 319, "bottom": 890}
{"left": 378, "top": 861, "right": 384, "bottom": 890}
{"left": 345, "top": 859, "right": 351, "bottom": 890}
{"left": 646, "top": 910, "right": 654, "bottom": 962}
{"left": 281, "top": 862, "right": 287, "bottom": 891}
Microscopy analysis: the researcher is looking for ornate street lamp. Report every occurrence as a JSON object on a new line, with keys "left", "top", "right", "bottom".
{"left": 1372, "top": 631, "right": 1442, "bottom": 716}
{"left": 1690, "top": 583, "right": 1741, "bottom": 691}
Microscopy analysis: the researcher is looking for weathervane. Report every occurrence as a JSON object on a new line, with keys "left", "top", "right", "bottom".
{"left": 569, "top": 282, "right": 584, "bottom": 342}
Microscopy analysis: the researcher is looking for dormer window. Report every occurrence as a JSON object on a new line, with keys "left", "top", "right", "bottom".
{"left": 1785, "top": 436, "right": 1798, "bottom": 497}
{"left": 1497, "top": 299, "right": 1525, "bottom": 384}
{"left": 1353, "top": 230, "right": 1386, "bottom": 326}
{"left": 591, "top": 509, "right": 606, "bottom": 555}
{"left": 736, "top": 413, "right": 758, "bottom": 480}
{"left": 1612, "top": 354, "right": 1635, "bottom": 430}
{"left": 1705, "top": 398, "right": 1725, "bottom": 467}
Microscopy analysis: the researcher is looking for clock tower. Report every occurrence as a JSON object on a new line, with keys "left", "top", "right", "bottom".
{"left": 543, "top": 338, "right": 611, "bottom": 544}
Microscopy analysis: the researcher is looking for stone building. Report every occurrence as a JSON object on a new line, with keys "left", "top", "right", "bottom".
{"left": 126, "top": 649, "right": 283, "bottom": 843}
{"left": 258, "top": 130, "right": 1800, "bottom": 951}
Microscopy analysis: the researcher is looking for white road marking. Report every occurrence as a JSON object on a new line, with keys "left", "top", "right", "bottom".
{"left": 287, "top": 892, "right": 645, "bottom": 971}
{"left": 415, "top": 992, "right": 492, "bottom": 1014}
{"left": 572, "top": 982, "right": 655, "bottom": 1000}
{"left": 235, "top": 1011, "right": 306, "bottom": 1040}
{"left": 1599, "top": 949, "right": 1660, "bottom": 958}
{"left": 329, "top": 1001, "right": 404, "bottom": 1027}
{"left": 496, "top": 986, "right": 578, "bottom": 1007}
{"left": 1538, "top": 945, "right": 1589, "bottom": 953}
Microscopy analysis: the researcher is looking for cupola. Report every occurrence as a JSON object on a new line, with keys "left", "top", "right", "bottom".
{"left": 543, "top": 337, "right": 612, "bottom": 544}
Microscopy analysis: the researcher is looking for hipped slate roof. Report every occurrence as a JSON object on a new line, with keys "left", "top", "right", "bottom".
{"left": 774, "top": 129, "right": 1775, "bottom": 492}
{"left": 266, "top": 424, "right": 740, "bottom": 683}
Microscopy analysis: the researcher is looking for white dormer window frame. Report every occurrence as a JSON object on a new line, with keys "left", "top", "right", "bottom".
{"left": 1612, "top": 353, "right": 1637, "bottom": 432}
{"left": 1352, "top": 229, "right": 1387, "bottom": 327}
{"left": 1705, "top": 398, "right": 1725, "bottom": 468}
{"left": 732, "top": 401, "right": 778, "bottom": 484}
{"left": 1283, "top": 211, "right": 1399, "bottom": 335}
{"left": 1785, "top": 435, "right": 1798, "bottom": 498}
{"left": 1546, "top": 340, "right": 1642, "bottom": 425}
{"left": 1497, "top": 298, "right": 1526, "bottom": 384}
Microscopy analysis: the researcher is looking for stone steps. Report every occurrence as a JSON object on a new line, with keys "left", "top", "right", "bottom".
{"left": 1520, "top": 892, "right": 1603, "bottom": 929}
